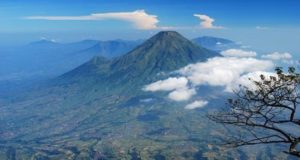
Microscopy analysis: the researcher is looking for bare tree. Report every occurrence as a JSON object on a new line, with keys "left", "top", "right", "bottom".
{"left": 209, "top": 67, "right": 300, "bottom": 157}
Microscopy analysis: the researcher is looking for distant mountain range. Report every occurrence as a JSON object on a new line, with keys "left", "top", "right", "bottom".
{"left": 0, "top": 39, "right": 142, "bottom": 81}
{"left": 77, "top": 39, "right": 143, "bottom": 58}
{"left": 0, "top": 34, "right": 237, "bottom": 82}
{"left": 192, "top": 36, "right": 242, "bottom": 52}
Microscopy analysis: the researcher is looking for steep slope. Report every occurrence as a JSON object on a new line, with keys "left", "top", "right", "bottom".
{"left": 61, "top": 56, "right": 111, "bottom": 79}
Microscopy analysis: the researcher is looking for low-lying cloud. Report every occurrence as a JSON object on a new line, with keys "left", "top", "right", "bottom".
{"left": 221, "top": 49, "right": 257, "bottom": 57}
{"left": 256, "top": 26, "right": 269, "bottom": 30}
{"left": 185, "top": 100, "right": 208, "bottom": 110}
{"left": 144, "top": 77, "right": 188, "bottom": 91}
{"left": 225, "top": 71, "right": 277, "bottom": 92}
{"left": 143, "top": 77, "right": 195, "bottom": 101}
{"left": 178, "top": 57, "right": 273, "bottom": 87}
{"left": 262, "top": 52, "right": 294, "bottom": 64}
{"left": 262, "top": 52, "right": 292, "bottom": 61}
{"left": 26, "top": 10, "right": 159, "bottom": 30}
{"left": 168, "top": 87, "right": 196, "bottom": 101}
{"left": 144, "top": 57, "right": 274, "bottom": 107}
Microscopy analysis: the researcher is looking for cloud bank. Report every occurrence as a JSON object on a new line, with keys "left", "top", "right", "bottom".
{"left": 26, "top": 10, "right": 159, "bottom": 30}
{"left": 178, "top": 57, "right": 273, "bottom": 87}
{"left": 227, "top": 71, "right": 277, "bottom": 92}
{"left": 221, "top": 49, "right": 257, "bottom": 57}
{"left": 262, "top": 52, "right": 292, "bottom": 61}
{"left": 194, "top": 14, "right": 223, "bottom": 29}
{"left": 168, "top": 88, "right": 196, "bottom": 101}
{"left": 144, "top": 77, "right": 188, "bottom": 91}
{"left": 144, "top": 56, "right": 274, "bottom": 107}
{"left": 143, "top": 77, "right": 195, "bottom": 101}
{"left": 256, "top": 26, "right": 269, "bottom": 30}
{"left": 185, "top": 100, "right": 208, "bottom": 110}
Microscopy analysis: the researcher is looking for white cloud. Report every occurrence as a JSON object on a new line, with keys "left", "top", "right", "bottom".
{"left": 168, "top": 87, "right": 196, "bottom": 101}
{"left": 262, "top": 52, "right": 292, "bottom": 61}
{"left": 185, "top": 100, "right": 208, "bottom": 110}
{"left": 144, "top": 77, "right": 194, "bottom": 101}
{"left": 178, "top": 57, "right": 273, "bottom": 87}
{"left": 240, "top": 45, "right": 251, "bottom": 49}
{"left": 194, "top": 14, "right": 223, "bottom": 29}
{"left": 226, "top": 71, "right": 277, "bottom": 92}
{"left": 39, "top": 37, "right": 57, "bottom": 42}
{"left": 256, "top": 26, "right": 269, "bottom": 30}
{"left": 144, "top": 57, "right": 274, "bottom": 102}
{"left": 221, "top": 49, "right": 257, "bottom": 57}
{"left": 144, "top": 77, "right": 188, "bottom": 92}
{"left": 25, "top": 10, "right": 159, "bottom": 30}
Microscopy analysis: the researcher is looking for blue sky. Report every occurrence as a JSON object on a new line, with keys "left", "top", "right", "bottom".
{"left": 0, "top": 0, "right": 300, "bottom": 53}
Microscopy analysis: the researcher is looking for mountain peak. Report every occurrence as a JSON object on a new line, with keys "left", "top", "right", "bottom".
{"left": 109, "top": 31, "right": 219, "bottom": 82}
{"left": 148, "top": 31, "right": 184, "bottom": 42}
{"left": 155, "top": 31, "right": 181, "bottom": 36}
